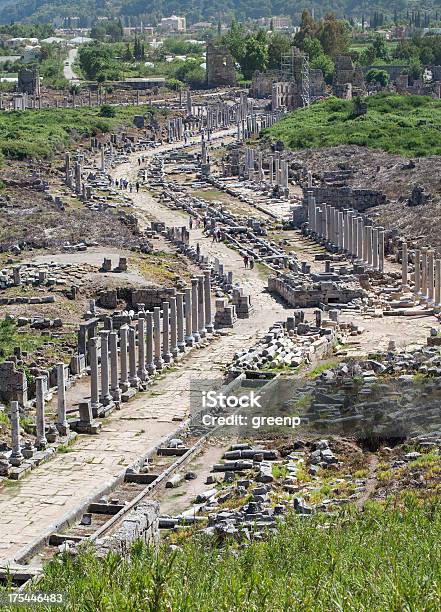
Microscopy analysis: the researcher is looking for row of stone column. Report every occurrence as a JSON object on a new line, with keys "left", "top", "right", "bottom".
{"left": 403, "top": 243, "right": 441, "bottom": 306}
{"left": 86, "top": 273, "right": 213, "bottom": 409}
{"left": 307, "top": 194, "right": 385, "bottom": 271}
{"left": 243, "top": 147, "right": 289, "bottom": 189}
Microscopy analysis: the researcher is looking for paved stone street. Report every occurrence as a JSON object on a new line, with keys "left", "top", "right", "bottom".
{"left": 0, "top": 145, "right": 288, "bottom": 564}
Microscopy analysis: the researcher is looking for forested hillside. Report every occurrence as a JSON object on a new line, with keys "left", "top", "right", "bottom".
{"left": 0, "top": 0, "right": 439, "bottom": 27}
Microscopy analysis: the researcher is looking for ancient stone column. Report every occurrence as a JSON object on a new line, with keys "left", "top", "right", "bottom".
{"left": 347, "top": 211, "right": 354, "bottom": 256}
{"left": 100, "top": 331, "right": 112, "bottom": 405}
{"left": 35, "top": 376, "right": 47, "bottom": 449}
{"left": 401, "top": 241, "right": 409, "bottom": 290}
{"left": 378, "top": 229, "right": 385, "bottom": 273}
{"left": 146, "top": 311, "right": 156, "bottom": 375}
{"left": 176, "top": 292, "right": 186, "bottom": 352}
{"left": 336, "top": 211, "right": 343, "bottom": 249}
{"left": 343, "top": 210, "right": 349, "bottom": 251}
{"left": 56, "top": 362, "right": 69, "bottom": 436}
{"left": 372, "top": 228, "right": 379, "bottom": 271}
{"left": 363, "top": 226, "right": 369, "bottom": 265}
{"left": 351, "top": 215, "right": 358, "bottom": 257}
{"left": 162, "top": 302, "right": 172, "bottom": 363}
{"left": 204, "top": 271, "right": 214, "bottom": 333}
{"left": 119, "top": 325, "right": 130, "bottom": 392}
{"left": 435, "top": 259, "right": 441, "bottom": 307}
{"left": 184, "top": 288, "right": 194, "bottom": 346}
{"left": 154, "top": 307, "right": 164, "bottom": 369}
{"left": 421, "top": 248, "right": 428, "bottom": 300}
{"left": 137, "top": 317, "right": 148, "bottom": 382}
{"left": 198, "top": 276, "right": 207, "bottom": 338}
{"left": 169, "top": 297, "right": 179, "bottom": 358}
{"left": 428, "top": 250, "right": 435, "bottom": 304}
{"left": 88, "top": 337, "right": 101, "bottom": 415}
{"left": 367, "top": 226, "right": 374, "bottom": 268}
{"left": 357, "top": 218, "right": 364, "bottom": 261}
{"left": 191, "top": 278, "right": 200, "bottom": 343}
{"left": 109, "top": 331, "right": 121, "bottom": 403}
{"left": 128, "top": 326, "right": 140, "bottom": 386}
{"left": 413, "top": 249, "right": 421, "bottom": 295}
{"left": 10, "top": 401, "right": 23, "bottom": 466}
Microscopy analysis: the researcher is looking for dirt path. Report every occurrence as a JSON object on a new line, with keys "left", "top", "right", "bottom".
{"left": 356, "top": 454, "right": 379, "bottom": 508}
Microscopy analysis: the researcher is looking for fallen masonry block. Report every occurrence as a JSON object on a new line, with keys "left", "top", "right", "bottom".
{"left": 157, "top": 447, "right": 189, "bottom": 456}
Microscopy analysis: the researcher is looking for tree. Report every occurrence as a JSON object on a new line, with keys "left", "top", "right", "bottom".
{"left": 302, "top": 35, "right": 323, "bottom": 61}
{"left": 99, "top": 104, "right": 116, "bottom": 117}
{"left": 366, "top": 68, "right": 390, "bottom": 87}
{"left": 318, "top": 13, "right": 350, "bottom": 57}
{"left": 409, "top": 57, "right": 422, "bottom": 81}
{"left": 371, "top": 34, "right": 390, "bottom": 62}
{"left": 124, "top": 43, "right": 133, "bottom": 62}
{"left": 222, "top": 19, "right": 246, "bottom": 64}
{"left": 240, "top": 33, "right": 268, "bottom": 79}
{"left": 267, "top": 32, "right": 291, "bottom": 70}
{"left": 311, "top": 54, "right": 335, "bottom": 84}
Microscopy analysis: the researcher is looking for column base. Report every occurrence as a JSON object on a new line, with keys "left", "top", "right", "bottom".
{"left": 101, "top": 394, "right": 113, "bottom": 407}
{"left": 10, "top": 454, "right": 23, "bottom": 467}
{"left": 185, "top": 335, "right": 194, "bottom": 347}
{"left": 120, "top": 381, "right": 130, "bottom": 393}
{"left": 111, "top": 388, "right": 122, "bottom": 403}
{"left": 91, "top": 402, "right": 102, "bottom": 418}
{"left": 147, "top": 363, "right": 156, "bottom": 375}
{"left": 35, "top": 439, "right": 48, "bottom": 451}
{"left": 162, "top": 353, "right": 173, "bottom": 364}
{"left": 205, "top": 324, "right": 214, "bottom": 333}
{"left": 171, "top": 347, "right": 179, "bottom": 358}
{"left": 129, "top": 376, "right": 140, "bottom": 389}
{"left": 137, "top": 368, "right": 148, "bottom": 382}
{"left": 56, "top": 422, "right": 70, "bottom": 437}
{"left": 155, "top": 357, "right": 164, "bottom": 370}
{"left": 192, "top": 331, "right": 201, "bottom": 343}
{"left": 199, "top": 328, "right": 207, "bottom": 338}
{"left": 177, "top": 341, "right": 186, "bottom": 352}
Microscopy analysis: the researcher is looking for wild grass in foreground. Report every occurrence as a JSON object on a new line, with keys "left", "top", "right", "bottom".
{"left": 6, "top": 496, "right": 441, "bottom": 611}
{"left": 264, "top": 92, "right": 441, "bottom": 158}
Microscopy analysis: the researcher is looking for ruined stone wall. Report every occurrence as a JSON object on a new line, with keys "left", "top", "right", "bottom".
{"left": 272, "top": 82, "right": 303, "bottom": 110}
{"left": 250, "top": 70, "right": 281, "bottom": 98}
{"left": 268, "top": 275, "right": 364, "bottom": 308}
{"left": 206, "top": 43, "right": 237, "bottom": 88}
{"left": 333, "top": 55, "right": 365, "bottom": 92}
{"left": 309, "top": 186, "right": 387, "bottom": 212}
{"left": 362, "top": 64, "right": 408, "bottom": 82}
{"left": 97, "top": 287, "right": 177, "bottom": 310}
{"left": 17, "top": 67, "right": 40, "bottom": 96}
{"left": 310, "top": 69, "right": 325, "bottom": 98}
{"left": 94, "top": 501, "right": 159, "bottom": 557}
{"left": 0, "top": 361, "right": 28, "bottom": 405}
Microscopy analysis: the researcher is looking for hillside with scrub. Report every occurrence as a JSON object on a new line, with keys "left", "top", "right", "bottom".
{"left": 0, "top": 104, "right": 164, "bottom": 161}
{"left": 265, "top": 93, "right": 441, "bottom": 158}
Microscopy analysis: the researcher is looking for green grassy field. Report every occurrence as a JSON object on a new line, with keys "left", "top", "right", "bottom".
{"left": 0, "top": 104, "right": 163, "bottom": 161}
{"left": 265, "top": 92, "right": 441, "bottom": 157}
{"left": 11, "top": 497, "right": 441, "bottom": 610}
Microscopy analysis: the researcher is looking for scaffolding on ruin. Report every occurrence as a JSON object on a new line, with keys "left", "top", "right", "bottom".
{"left": 280, "top": 48, "right": 310, "bottom": 107}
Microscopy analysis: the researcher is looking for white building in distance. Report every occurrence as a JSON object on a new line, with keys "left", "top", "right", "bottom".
{"left": 160, "top": 16, "right": 186, "bottom": 32}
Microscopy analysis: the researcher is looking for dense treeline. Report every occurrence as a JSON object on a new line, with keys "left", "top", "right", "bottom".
{"left": 0, "top": 0, "right": 440, "bottom": 27}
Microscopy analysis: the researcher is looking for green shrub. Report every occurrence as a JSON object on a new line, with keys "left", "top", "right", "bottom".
{"left": 264, "top": 92, "right": 441, "bottom": 157}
